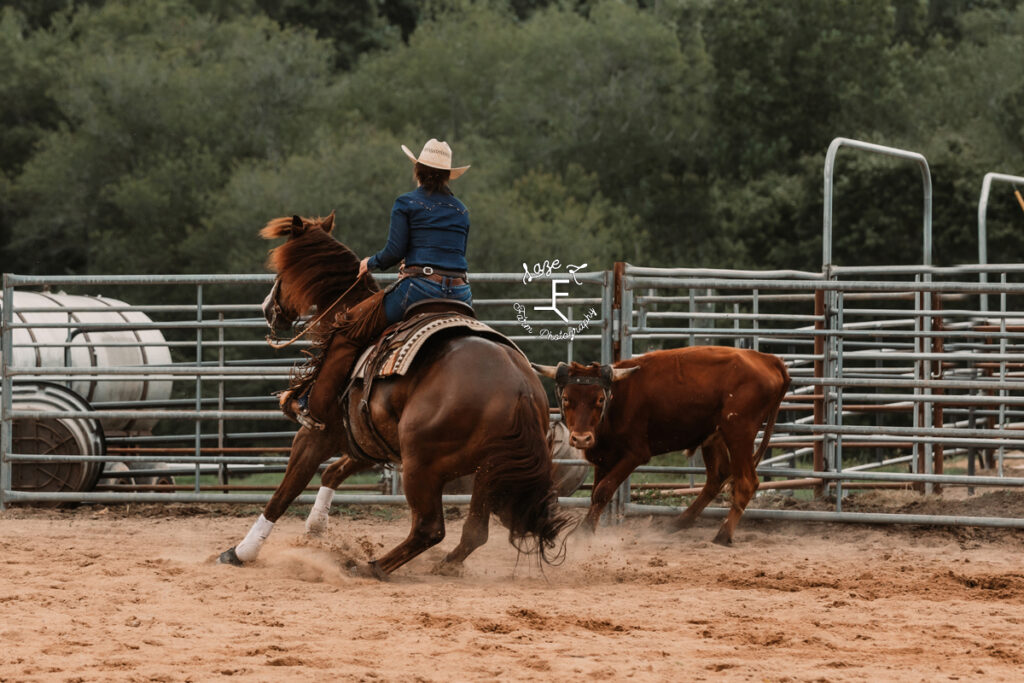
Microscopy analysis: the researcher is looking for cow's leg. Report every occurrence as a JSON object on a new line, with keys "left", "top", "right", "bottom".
{"left": 362, "top": 459, "right": 445, "bottom": 578}
{"left": 712, "top": 422, "right": 761, "bottom": 546}
{"left": 573, "top": 462, "right": 608, "bottom": 535}
{"left": 220, "top": 428, "right": 334, "bottom": 565}
{"left": 434, "top": 475, "right": 492, "bottom": 576}
{"left": 582, "top": 448, "right": 647, "bottom": 532}
{"left": 305, "top": 455, "right": 373, "bottom": 536}
{"left": 671, "top": 434, "right": 729, "bottom": 531}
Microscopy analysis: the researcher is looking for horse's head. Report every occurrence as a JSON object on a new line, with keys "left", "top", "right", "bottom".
{"left": 259, "top": 212, "right": 378, "bottom": 334}
{"left": 261, "top": 276, "right": 291, "bottom": 335}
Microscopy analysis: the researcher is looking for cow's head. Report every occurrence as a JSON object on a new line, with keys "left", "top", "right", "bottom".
{"left": 532, "top": 361, "right": 639, "bottom": 449}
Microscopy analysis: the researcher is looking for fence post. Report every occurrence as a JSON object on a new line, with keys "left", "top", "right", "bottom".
{"left": 931, "top": 291, "right": 944, "bottom": 493}
{"left": 217, "top": 312, "right": 227, "bottom": 485}
{"left": 813, "top": 288, "right": 825, "bottom": 498}
{"left": 600, "top": 269, "right": 613, "bottom": 364}
{"left": 194, "top": 284, "right": 203, "bottom": 492}
{"left": 1, "top": 274, "right": 13, "bottom": 510}
{"left": 610, "top": 262, "right": 629, "bottom": 523}
{"left": 977, "top": 172, "right": 1024, "bottom": 314}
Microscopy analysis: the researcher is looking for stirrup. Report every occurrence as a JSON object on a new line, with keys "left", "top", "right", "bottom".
{"left": 296, "top": 408, "right": 325, "bottom": 431}
{"left": 278, "top": 390, "right": 324, "bottom": 430}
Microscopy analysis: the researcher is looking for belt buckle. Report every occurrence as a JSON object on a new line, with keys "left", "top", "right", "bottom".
{"left": 422, "top": 266, "right": 434, "bottom": 275}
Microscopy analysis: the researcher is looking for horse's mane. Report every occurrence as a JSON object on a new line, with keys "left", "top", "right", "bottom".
{"left": 261, "top": 215, "right": 380, "bottom": 315}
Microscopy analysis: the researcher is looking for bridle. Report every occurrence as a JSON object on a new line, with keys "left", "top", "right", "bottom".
{"left": 262, "top": 277, "right": 287, "bottom": 333}
{"left": 554, "top": 363, "right": 614, "bottom": 422}
{"left": 262, "top": 274, "right": 368, "bottom": 350}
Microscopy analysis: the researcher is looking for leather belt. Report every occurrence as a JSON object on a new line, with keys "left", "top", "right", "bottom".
{"left": 401, "top": 265, "right": 468, "bottom": 285}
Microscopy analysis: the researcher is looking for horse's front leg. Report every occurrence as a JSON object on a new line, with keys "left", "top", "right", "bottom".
{"left": 304, "top": 455, "right": 373, "bottom": 536}
{"left": 219, "top": 427, "right": 334, "bottom": 565}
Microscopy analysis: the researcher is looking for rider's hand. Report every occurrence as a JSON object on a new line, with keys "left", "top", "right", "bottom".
{"left": 358, "top": 258, "right": 369, "bottom": 278}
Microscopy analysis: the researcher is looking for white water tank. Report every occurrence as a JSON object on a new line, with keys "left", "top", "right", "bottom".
{"left": 1, "top": 290, "right": 173, "bottom": 433}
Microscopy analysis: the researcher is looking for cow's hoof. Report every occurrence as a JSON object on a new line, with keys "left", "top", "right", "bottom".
{"left": 432, "top": 559, "right": 464, "bottom": 577}
{"left": 218, "top": 547, "right": 244, "bottom": 566}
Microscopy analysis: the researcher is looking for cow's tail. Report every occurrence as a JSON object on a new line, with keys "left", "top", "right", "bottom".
{"left": 752, "top": 358, "right": 791, "bottom": 467}
{"left": 474, "top": 395, "right": 574, "bottom": 565}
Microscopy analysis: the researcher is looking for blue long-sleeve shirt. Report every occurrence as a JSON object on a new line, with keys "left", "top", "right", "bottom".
{"left": 366, "top": 187, "right": 470, "bottom": 272}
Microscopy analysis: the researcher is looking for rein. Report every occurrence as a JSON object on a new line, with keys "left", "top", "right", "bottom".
{"left": 265, "top": 274, "right": 368, "bottom": 350}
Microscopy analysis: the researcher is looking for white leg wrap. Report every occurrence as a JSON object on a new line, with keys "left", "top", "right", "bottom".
{"left": 305, "top": 486, "right": 335, "bottom": 535}
{"left": 235, "top": 514, "right": 274, "bottom": 562}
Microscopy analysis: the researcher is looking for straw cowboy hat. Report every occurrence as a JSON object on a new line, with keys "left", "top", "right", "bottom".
{"left": 401, "top": 139, "right": 470, "bottom": 179}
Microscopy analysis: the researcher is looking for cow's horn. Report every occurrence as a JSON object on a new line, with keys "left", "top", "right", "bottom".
{"left": 611, "top": 366, "right": 640, "bottom": 382}
{"left": 531, "top": 363, "right": 560, "bottom": 379}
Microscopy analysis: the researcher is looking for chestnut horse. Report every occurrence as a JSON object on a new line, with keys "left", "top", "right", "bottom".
{"left": 219, "top": 214, "right": 571, "bottom": 577}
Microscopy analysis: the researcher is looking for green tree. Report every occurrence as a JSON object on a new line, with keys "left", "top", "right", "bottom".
{"left": 340, "top": 1, "right": 710, "bottom": 266}
{"left": 701, "top": 0, "right": 902, "bottom": 180}
{"left": 7, "top": 0, "right": 336, "bottom": 278}
{"left": 256, "top": 0, "right": 398, "bottom": 70}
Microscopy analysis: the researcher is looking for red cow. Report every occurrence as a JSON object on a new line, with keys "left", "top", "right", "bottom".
{"left": 533, "top": 346, "right": 790, "bottom": 545}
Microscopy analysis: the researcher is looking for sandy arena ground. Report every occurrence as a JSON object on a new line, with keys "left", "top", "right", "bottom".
{"left": 2, "top": 494, "right": 1023, "bottom": 682}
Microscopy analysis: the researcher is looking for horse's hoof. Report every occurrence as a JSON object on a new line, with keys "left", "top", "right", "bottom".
{"left": 574, "top": 521, "right": 597, "bottom": 536}
{"left": 218, "top": 547, "right": 244, "bottom": 566}
{"left": 669, "top": 518, "right": 696, "bottom": 534}
{"left": 432, "top": 560, "right": 464, "bottom": 577}
{"left": 305, "top": 515, "right": 328, "bottom": 537}
{"left": 350, "top": 561, "right": 388, "bottom": 581}
{"left": 711, "top": 534, "right": 733, "bottom": 547}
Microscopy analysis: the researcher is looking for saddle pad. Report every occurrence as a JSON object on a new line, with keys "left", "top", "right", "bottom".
{"left": 353, "top": 314, "right": 524, "bottom": 380}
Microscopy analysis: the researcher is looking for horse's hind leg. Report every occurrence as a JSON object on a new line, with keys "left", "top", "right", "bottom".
{"left": 435, "top": 482, "right": 492, "bottom": 576}
{"left": 219, "top": 428, "right": 333, "bottom": 565}
{"left": 305, "top": 455, "right": 373, "bottom": 536}
{"left": 364, "top": 462, "right": 445, "bottom": 578}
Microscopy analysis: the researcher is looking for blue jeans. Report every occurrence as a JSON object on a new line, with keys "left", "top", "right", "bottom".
{"left": 383, "top": 276, "right": 473, "bottom": 323}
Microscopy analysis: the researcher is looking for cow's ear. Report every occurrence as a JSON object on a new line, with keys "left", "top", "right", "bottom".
{"left": 531, "top": 363, "right": 560, "bottom": 380}
{"left": 611, "top": 366, "right": 640, "bottom": 382}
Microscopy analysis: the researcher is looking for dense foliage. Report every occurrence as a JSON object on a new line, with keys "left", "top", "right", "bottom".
{"left": 1, "top": 0, "right": 1022, "bottom": 277}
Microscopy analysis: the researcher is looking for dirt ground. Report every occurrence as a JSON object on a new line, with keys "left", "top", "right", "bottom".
{"left": 2, "top": 493, "right": 1024, "bottom": 682}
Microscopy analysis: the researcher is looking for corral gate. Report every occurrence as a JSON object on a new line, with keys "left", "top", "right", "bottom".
{"left": 3, "top": 138, "right": 1024, "bottom": 528}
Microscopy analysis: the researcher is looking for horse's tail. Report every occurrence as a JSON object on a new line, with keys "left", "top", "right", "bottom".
{"left": 474, "top": 395, "right": 574, "bottom": 565}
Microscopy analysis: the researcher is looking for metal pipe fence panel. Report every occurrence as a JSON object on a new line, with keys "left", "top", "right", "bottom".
{"left": 614, "top": 262, "right": 1024, "bottom": 524}
{"left": 0, "top": 270, "right": 609, "bottom": 509}
{"left": 3, "top": 264, "right": 1024, "bottom": 529}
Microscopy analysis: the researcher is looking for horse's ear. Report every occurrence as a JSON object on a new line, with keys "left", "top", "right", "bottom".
{"left": 322, "top": 211, "right": 335, "bottom": 234}
{"left": 290, "top": 215, "right": 307, "bottom": 235}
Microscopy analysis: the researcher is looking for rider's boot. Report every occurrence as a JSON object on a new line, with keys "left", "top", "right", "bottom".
{"left": 280, "top": 388, "right": 321, "bottom": 431}
{"left": 280, "top": 291, "right": 389, "bottom": 431}
{"left": 296, "top": 333, "right": 364, "bottom": 430}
